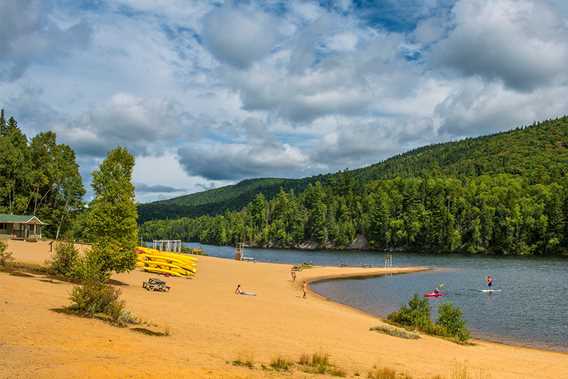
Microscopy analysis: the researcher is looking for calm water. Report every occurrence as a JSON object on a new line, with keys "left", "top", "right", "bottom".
{"left": 184, "top": 243, "right": 568, "bottom": 351}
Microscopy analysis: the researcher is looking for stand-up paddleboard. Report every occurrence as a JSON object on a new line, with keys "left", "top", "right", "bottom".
{"left": 480, "top": 289, "right": 501, "bottom": 293}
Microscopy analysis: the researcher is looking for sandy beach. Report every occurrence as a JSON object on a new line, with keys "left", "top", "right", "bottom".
{"left": 1, "top": 240, "right": 567, "bottom": 378}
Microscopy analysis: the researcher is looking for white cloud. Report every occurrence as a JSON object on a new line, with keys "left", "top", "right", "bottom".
{"left": 429, "top": 0, "right": 568, "bottom": 91}
{"left": 201, "top": 3, "right": 281, "bottom": 69}
{"left": 1, "top": 0, "right": 568, "bottom": 202}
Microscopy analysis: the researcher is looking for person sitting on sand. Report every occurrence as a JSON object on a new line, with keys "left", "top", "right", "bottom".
{"left": 235, "top": 284, "right": 242, "bottom": 295}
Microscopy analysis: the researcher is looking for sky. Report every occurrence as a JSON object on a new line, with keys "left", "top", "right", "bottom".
{"left": 1, "top": 0, "right": 568, "bottom": 203}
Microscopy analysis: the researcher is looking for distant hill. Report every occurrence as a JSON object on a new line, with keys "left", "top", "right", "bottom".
{"left": 139, "top": 116, "right": 568, "bottom": 222}
{"left": 138, "top": 177, "right": 322, "bottom": 222}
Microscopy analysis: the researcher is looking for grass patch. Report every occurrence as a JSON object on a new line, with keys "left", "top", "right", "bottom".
{"left": 298, "top": 352, "right": 346, "bottom": 376}
{"left": 368, "top": 367, "right": 414, "bottom": 379}
{"left": 130, "top": 326, "right": 169, "bottom": 337}
{"left": 231, "top": 352, "right": 255, "bottom": 369}
{"left": 370, "top": 325, "right": 420, "bottom": 339}
{"left": 270, "top": 356, "right": 294, "bottom": 371}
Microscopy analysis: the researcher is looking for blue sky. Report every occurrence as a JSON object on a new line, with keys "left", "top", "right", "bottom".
{"left": 1, "top": 0, "right": 568, "bottom": 202}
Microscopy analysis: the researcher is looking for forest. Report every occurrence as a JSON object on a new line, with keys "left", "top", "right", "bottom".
{"left": 0, "top": 110, "right": 85, "bottom": 238}
{"left": 141, "top": 117, "right": 568, "bottom": 256}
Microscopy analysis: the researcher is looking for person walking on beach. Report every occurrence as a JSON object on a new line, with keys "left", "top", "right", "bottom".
{"left": 302, "top": 281, "right": 307, "bottom": 299}
{"left": 291, "top": 268, "right": 296, "bottom": 281}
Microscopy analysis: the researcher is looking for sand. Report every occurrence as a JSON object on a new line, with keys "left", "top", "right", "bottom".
{"left": 1, "top": 240, "right": 567, "bottom": 378}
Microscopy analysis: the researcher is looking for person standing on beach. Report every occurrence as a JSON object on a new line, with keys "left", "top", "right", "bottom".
{"left": 302, "top": 281, "right": 307, "bottom": 299}
{"left": 291, "top": 268, "right": 296, "bottom": 281}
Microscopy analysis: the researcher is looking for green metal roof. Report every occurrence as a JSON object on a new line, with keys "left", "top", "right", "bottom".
{"left": 0, "top": 214, "right": 45, "bottom": 224}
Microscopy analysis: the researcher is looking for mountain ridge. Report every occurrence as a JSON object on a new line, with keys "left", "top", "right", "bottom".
{"left": 139, "top": 116, "right": 568, "bottom": 222}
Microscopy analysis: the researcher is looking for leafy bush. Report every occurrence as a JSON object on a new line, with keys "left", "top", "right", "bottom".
{"left": 0, "top": 240, "right": 14, "bottom": 267}
{"left": 50, "top": 241, "right": 79, "bottom": 277}
{"left": 67, "top": 249, "right": 133, "bottom": 327}
{"left": 69, "top": 280, "right": 122, "bottom": 315}
{"left": 436, "top": 303, "right": 470, "bottom": 342}
{"left": 387, "top": 294, "right": 432, "bottom": 331}
{"left": 387, "top": 295, "right": 470, "bottom": 343}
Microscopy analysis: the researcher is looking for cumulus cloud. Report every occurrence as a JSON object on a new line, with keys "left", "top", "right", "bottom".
{"left": 429, "top": 0, "right": 568, "bottom": 91}
{"left": 435, "top": 78, "right": 568, "bottom": 137}
{"left": 201, "top": 3, "right": 281, "bottom": 69}
{"left": 0, "top": 0, "right": 92, "bottom": 81}
{"left": 59, "top": 93, "right": 197, "bottom": 157}
{"left": 178, "top": 141, "right": 312, "bottom": 180}
{"left": 2, "top": 0, "right": 568, "bottom": 202}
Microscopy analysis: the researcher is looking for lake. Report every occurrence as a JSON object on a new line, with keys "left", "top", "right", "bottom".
{"left": 184, "top": 243, "right": 568, "bottom": 352}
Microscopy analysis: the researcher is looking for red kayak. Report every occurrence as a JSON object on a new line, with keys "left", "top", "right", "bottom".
{"left": 424, "top": 291, "right": 446, "bottom": 298}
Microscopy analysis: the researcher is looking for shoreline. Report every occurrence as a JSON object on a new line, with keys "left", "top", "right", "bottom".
{"left": 184, "top": 241, "right": 568, "bottom": 259}
{"left": 305, "top": 272, "right": 568, "bottom": 355}
{"left": 2, "top": 240, "right": 568, "bottom": 378}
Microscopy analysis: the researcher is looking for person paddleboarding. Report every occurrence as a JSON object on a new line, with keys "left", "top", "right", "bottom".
{"left": 486, "top": 275, "right": 493, "bottom": 288}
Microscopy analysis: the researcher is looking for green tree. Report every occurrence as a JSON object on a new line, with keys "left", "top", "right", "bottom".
{"left": 87, "top": 147, "right": 138, "bottom": 273}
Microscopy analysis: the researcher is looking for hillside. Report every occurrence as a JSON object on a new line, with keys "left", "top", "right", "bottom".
{"left": 138, "top": 177, "right": 322, "bottom": 222}
{"left": 139, "top": 116, "right": 568, "bottom": 222}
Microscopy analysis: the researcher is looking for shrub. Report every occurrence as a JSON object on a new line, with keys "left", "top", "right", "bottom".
{"left": 67, "top": 249, "right": 133, "bottom": 327}
{"left": 50, "top": 241, "right": 79, "bottom": 278}
{"left": 0, "top": 240, "right": 14, "bottom": 267}
{"left": 436, "top": 303, "right": 470, "bottom": 342}
{"left": 387, "top": 294, "right": 432, "bottom": 332}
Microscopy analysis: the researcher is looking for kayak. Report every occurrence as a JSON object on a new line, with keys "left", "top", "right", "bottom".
{"left": 424, "top": 291, "right": 446, "bottom": 298}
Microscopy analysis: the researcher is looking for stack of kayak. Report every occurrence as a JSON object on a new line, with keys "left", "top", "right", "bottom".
{"left": 135, "top": 246, "right": 197, "bottom": 278}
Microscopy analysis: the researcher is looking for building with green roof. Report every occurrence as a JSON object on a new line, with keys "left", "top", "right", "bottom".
{"left": 0, "top": 214, "right": 45, "bottom": 240}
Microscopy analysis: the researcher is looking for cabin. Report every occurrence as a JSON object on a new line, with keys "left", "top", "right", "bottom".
{"left": 0, "top": 214, "right": 45, "bottom": 240}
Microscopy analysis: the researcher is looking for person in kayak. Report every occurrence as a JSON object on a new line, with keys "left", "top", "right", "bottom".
{"left": 486, "top": 275, "right": 493, "bottom": 288}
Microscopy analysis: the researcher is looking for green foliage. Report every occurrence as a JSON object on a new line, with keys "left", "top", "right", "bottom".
{"left": 436, "top": 303, "right": 471, "bottom": 343}
{"left": 68, "top": 280, "right": 126, "bottom": 324}
{"left": 87, "top": 147, "right": 138, "bottom": 274}
{"left": 387, "top": 294, "right": 432, "bottom": 332}
{"left": 369, "top": 325, "right": 420, "bottom": 339}
{"left": 269, "top": 356, "right": 294, "bottom": 371}
{"left": 49, "top": 241, "right": 79, "bottom": 278}
{"left": 0, "top": 240, "right": 14, "bottom": 267}
{"left": 0, "top": 111, "right": 85, "bottom": 238}
{"left": 388, "top": 296, "right": 471, "bottom": 343}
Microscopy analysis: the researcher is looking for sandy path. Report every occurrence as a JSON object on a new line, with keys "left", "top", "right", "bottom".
{"left": 0, "top": 241, "right": 567, "bottom": 378}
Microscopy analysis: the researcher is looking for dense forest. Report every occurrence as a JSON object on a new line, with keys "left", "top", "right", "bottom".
{"left": 139, "top": 117, "right": 568, "bottom": 221}
{"left": 138, "top": 177, "right": 318, "bottom": 222}
{"left": 0, "top": 110, "right": 84, "bottom": 238}
{"left": 141, "top": 117, "right": 568, "bottom": 256}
